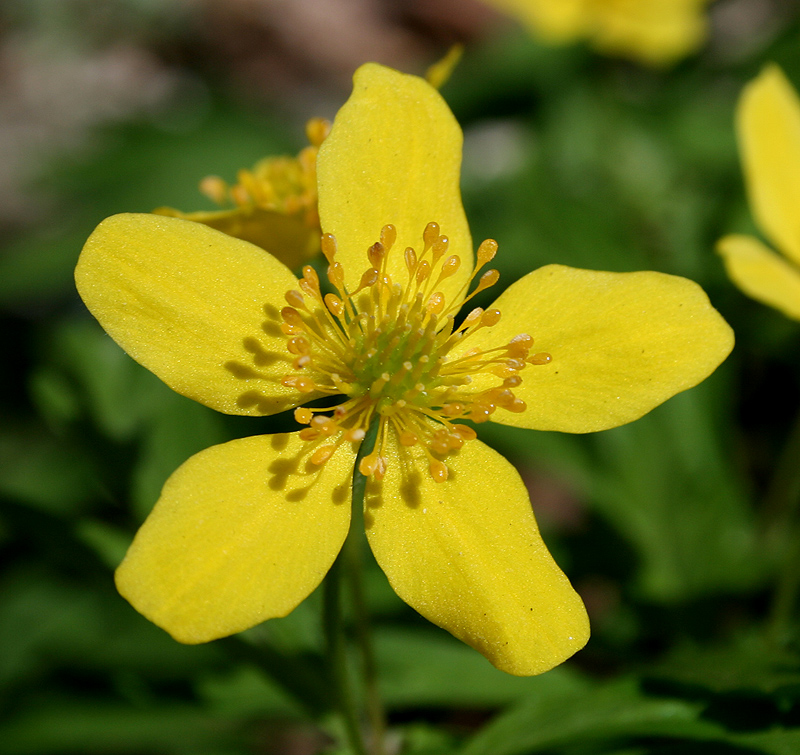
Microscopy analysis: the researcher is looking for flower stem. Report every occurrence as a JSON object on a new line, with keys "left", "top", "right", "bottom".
{"left": 764, "top": 404, "right": 800, "bottom": 646}
{"left": 323, "top": 552, "right": 367, "bottom": 755}
{"left": 322, "top": 420, "right": 384, "bottom": 755}
{"left": 347, "top": 422, "right": 387, "bottom": 755}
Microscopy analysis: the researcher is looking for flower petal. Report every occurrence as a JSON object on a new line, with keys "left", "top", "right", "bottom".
{"left": 454, "top": 264, "right": 733, "bottom": 434}
{"left": 718, "top": 234, "right": 800, "bottom": 321}
{"left": 75, "top": 213, "right": 309, "bottom": 416}
{"left": 116, "top": 432, "right": 354, "bottom": 643}
{"left": 317, "top": 63, "right": 472, "bottom": 306}
{"left": 738, "top": 64, "right": 800, "bottom": 265}
{"left": 482, "top": 0, "right": 586, "bottom": 42}
{"left": 591, "top": 0, "right": 708, "bottom": 67}
{"left": 365, "top": 430, "right": 589, "bottom": 676}
{"left": 153, "top": 205, "right": 320, "bottom": 270}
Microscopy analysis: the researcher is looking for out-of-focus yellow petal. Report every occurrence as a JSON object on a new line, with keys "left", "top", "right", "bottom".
{"left": 153, "top": 206, "right": 319, "bottom": 271}
{"left": 592, "top": 0, "right": 708, "bottom": 67}
{"left": 75, "top": 213, "right": 310, "bottom": 417}
{"left": 483, "top": 0, "right": 587, "bottom": 41}
{"left": 454, "top": 264, "right": 733, "bottom": 434}
{"left": 718, "top": 234, "right": 800, "bottom": 322}
{"left": 738, "top": 64, "right": 800, "bottom": 265}
{"left": 317, "top": 63, "right": 472, "bottom": 306}
{"left": 116, "top": 432, "right": 354, "bottom": 643}
{"left": 365, "top": 429, "right": 589, "bottom": 676}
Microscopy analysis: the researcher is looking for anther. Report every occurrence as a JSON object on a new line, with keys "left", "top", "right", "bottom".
{"left": 324, "top": 293, "right": 344, "bottom": 317}
{"left": 306, "top": 117, "right": 331, "bottom": 147}
{"left": 302, "top": 265, "right": 320, "bottom": 288}
{"left": 476, "top": 239, "right": 498, "bottom": 267}
{"left": 529, "top": 352, "right": 553, "bottom": 365}
{"left": 453, "top": 424, "right": 477, "bottom": 441}
{"left": 287, "top": 337, "right": 311, "bottom": 355}
{"left": 368, "top": 241, "right": 385, "bottom": 269}
{"left": 404, "top": 247, "right": 417, "bottom": 274}
{"left": 321, "top": 233, "right": 337, "bottom": 263}
{"left": 381, "top": 224, "right": 397, "bottom": 251}
{"left": 426, "top": 292, "right": 445, "bottom": 315}
{"left": 354, "top": 268, "right": 379, "bottom": 293}
{"left": 282, "top": 376, "right": 316, "bottom": 393}
{"left": 285, "top": 290, "right": 305, "bottom": 309}
{"left": 294, "top": 407, "right": 313, "bottom": 424}
{"left": 423, "top": 222, "right": 440, "bottom": 249}
{"left": 416, "top": 260, "right": 431, "bottom": 285}
{"left": 281, "top": 307, "right": 305, "bottom": 327}
{"left": 310, "top": 445, "right": 336, "bottom": 465}
{"left": 199, "top": 175, "right": 228, "bottom": 205}
{"left": 475, "top": 269, "right": 500, "bottom": 294}
{"left": 431, "top": 236, "right": 449, "bottom": 263}
{"left": 359, "top": 452, "right": 380, "bottom": 477}
{"left": 438, "top": 255, "right": 461, "bottom": 281}
{"left": 481, "top": 309, "right": 502, "bottom": 327}
{"left": 461, "top": 308, "right": 483, "bottom": 330}
{"left": 429, "top": 459, "right": 448, "bottom": 483}
{"left": 328, "top": 262, "right": 345, "bottom": 289}
{"left": 507, "top": 398, "right": 527, "bottom": 413}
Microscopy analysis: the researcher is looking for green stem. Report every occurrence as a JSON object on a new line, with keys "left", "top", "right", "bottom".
{"left": 764, "top": 405, "right": 800, "bottom": 646}
{"left": 322, "top": 421, "right": 384, "bottom": 755}
{"left": 323, "top": 555, "right": 367, "bottom": 755}
{"left": 346, "top": 422, "right": 386, "bottom": 755}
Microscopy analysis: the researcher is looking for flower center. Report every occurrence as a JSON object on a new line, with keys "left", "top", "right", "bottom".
{"left": 279, "top": 222, "right": 552, "bottom": 482}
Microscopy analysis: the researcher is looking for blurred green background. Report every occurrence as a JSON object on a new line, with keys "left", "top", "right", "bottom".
{"left": 3, "top": 0, "right": 800, "bottom": 753}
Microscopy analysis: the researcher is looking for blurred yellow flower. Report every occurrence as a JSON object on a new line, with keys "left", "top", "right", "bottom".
{"left": 154, "top": 117, "right": 330, "bottom": 270}
{"left": 483, "top": 0, "right": 710, "bottom": 66}
{"left": 75, "top": 63, "right": 733, "bottom": 676}
{"left": 718, "top": 65, "right": 800, "bottom": 322}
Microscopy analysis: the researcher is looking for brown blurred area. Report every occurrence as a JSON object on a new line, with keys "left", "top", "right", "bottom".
{"left": 0, "top": 0, "right": 501, "bottom": 231}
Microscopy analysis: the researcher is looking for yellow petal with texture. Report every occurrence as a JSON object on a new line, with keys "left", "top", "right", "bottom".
{"left": 738, "top": 64, "right": 800, "bottom": 265}
{"left": 116, "top": 432, "right": 354, "bottom": 643}
{"left": 317, "top": 63, "right": 472, "bottom": 305}
{"left": 365, "top": 429, "right": 589, "bottom": 676}
{"left": 455, "top": 264, "right": 733, "bottom": 434}
{"left": 153, "top": 205, "right": 319, "bottom": 271}
{"left": 718, "top": 234, "right": 800, "bottom": 321}
{"left": 76, "top": 213, "right": 308, "bottom": 417}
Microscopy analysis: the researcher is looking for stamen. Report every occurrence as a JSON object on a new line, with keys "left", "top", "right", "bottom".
{"left": 321, "top": 233, "right": 337, "bottom": 264}
{"left": 276, "top": 224, "right": 552, "bottom": 483}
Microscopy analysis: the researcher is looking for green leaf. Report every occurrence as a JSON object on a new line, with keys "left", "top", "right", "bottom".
{"left": 197, "top": 664, "right": 306, "bottom": 718}
{"left": 0, "top": 701, "right": 241, "bottom": 755}
{"left": 648, "top": 635, "right": 800, "bottom": 698}
{"left": 589, "top": 377, "right": 761, "bottom": 602}
{"left": 460, "top": 678, "right": 717, "bottom": 755}
{"left": 375, "top": 627, "right": 587, "bottom": 710}
{"left": 0, "top": 424, "right": 93, "bottom": 515}
{"left": 74, "top": 519, "right": 132, "bottom": 570}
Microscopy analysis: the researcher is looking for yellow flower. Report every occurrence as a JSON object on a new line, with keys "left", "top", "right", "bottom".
{"left": 717, "top": 65, "right": 800, "bottom": 322}
{"left": 153, "top": 117, "right": 330, "bottom": 271}
{"left": 483, "top": 0, "right": 709, "bottom": 66}
{"left": 75, "top": 63, "right": 733, "bottom": 676}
